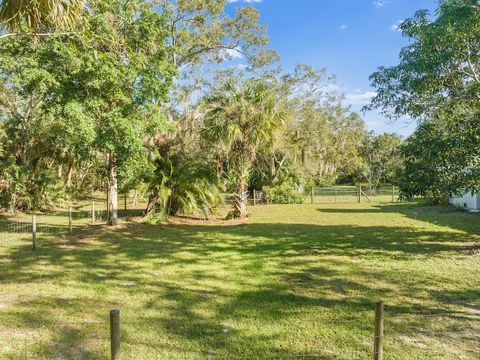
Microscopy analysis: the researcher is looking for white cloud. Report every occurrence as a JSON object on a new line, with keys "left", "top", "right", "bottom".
{"left": 339, "top": 24, "right": 348, "bottom": 30}
{"left": 345, "top": 90, "right": 377, "bottom": 105}
{"left": 227, "top": 0, "right": 263, "bottom": 3}
{"left": 220, "top": 47, "right": 244, "bottom": 60}
{"left": 373, "top": 0, "right": 390, "bottom": 8}
{"left": 389, "top": 20, "right": 404, "bottom": 32}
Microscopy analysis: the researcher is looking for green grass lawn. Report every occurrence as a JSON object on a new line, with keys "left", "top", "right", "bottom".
{"left": 0, "top": 201, "right": 479, "bottom": 359}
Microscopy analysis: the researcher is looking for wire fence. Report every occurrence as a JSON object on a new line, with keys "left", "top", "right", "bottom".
{"left": 239, "top": 185, "right": 399, "bottom": 206}
{"left": 0, "top": 196, "right": 150, "bottom": 247}
{"left": 1, "top": 303, "right": 478, "bottom": 359}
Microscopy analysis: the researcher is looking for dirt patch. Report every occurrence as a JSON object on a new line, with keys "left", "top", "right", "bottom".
{"left": 165, "top": 215, "right": 249, "bottom": 226}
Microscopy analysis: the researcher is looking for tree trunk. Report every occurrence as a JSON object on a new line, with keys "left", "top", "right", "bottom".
{"left": 65, "top": 160, "right": 74, "bottom": 188}
{"left": 268, "top": 154, "right": 276, "bottom": 186}
{"left": 232, "top": 143, "right": 254, "bottom": 219}
{"left": 233, "top": 174, "right": 248, "bottom": 219}
{"left": 108, "top": 166, "right": 119, "bottom": 226}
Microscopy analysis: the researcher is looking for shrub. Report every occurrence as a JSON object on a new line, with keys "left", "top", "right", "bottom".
{"left": 264, "top": 182, "right": 303, "bottom": 204}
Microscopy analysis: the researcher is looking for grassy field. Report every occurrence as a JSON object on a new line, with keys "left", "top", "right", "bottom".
{"left": 0, "top": 201, "right": 479, "bottom": 359}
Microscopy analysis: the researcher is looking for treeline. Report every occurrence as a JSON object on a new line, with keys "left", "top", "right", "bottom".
{"left": 0, "top": 0, "right": 402, "bottom": 221}
{"left": 161, "top": 65, "right": 402, "bottom": 219}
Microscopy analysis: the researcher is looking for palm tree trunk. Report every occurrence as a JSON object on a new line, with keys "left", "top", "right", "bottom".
{"left": 268, "top": 154, "right": 276, "bottom": 185}
{"left": 233, "top": 175, "right": 248, "bottom": 219}
{"left": 108, "top": 165, "right": 118, "bottom": 226}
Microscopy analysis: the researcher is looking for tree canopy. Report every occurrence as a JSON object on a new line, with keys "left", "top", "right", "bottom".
{"left": 366, "top": 0, "right": 480, "bottom": 121}
{"left": 367, "top": 0, "right": 480, "bottom": 200}
{"left": 0, "top": 0, "right": 404, "bottom": 220}
{"left": 0, "top": 0, "right": 175, "bottom": 218}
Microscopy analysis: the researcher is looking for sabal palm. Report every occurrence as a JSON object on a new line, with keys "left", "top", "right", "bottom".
{"left": 203, "top": 79, "right": 284, "bottom": 218}
{"left": 0, "top": 0, "right": 84, "bottom": 31}
{"left": 147, "top": 154, "right": 221, "bottom": 218}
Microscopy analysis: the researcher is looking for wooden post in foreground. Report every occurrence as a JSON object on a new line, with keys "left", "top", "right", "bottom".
{"left": 392, "top": 185, "right": 395, "bottom": 203}
{"left": 253, "top": 189, "right": 256, "bottom": 206}
{"left": 124, "top": 192, "right": 127, "bottom": 211}
{"left": 110, "top": 310, "right": 120, "bottom": 360}
{"left": 68, "top": 206, "right": 73, "bottom": 233}
{"left": 374, "top": 301, "right": 384, "bottom": 360}
{"left": 358, "top": 185, "right": 362, "bottom": 203}
{"left": 91, "top": 201, "right": 95, "bottom": 224}
{"left": 32, "top": 214, "right": 37, "bottom": 250}
{"left": 311, "top": 187, "right": 314, "bottom": 204}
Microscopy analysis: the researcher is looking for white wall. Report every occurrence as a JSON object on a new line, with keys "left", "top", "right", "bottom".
{"left": 449, "top": 192, "right": 479, "bottom": 210}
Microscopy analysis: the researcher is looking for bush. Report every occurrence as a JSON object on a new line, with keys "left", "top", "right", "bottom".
{"left": 264, "top": 182, "right": 303, "bottom": 204}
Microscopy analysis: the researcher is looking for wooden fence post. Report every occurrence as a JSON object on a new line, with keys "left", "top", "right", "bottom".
{"left": 68, "top": 206, "right": 73, "bottom": 234}
{"left": 110, "top": 310, "right": 120, "bottom": 360}
{"left": 311, "top": 187, "right": 314, "bottom": 204}
{"left": 253, "top": 189, "right": 256, "bottom": 206}
{"left": 32, "top": 214, "right": 37, "bottom": 250}
{"left": 374, "top": 301, "right": 384, "bottom": 360}
{"left": 91, "top": 201, "right": 95, "bottom": 224}
{"left": 392, "top": 185, "right": 395, "bottom": 203}
{"left": 358, "top": 185, "right": 362, "bottom": 203}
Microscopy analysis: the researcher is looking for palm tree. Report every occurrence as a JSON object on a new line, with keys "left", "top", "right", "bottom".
{"left": 0, "top": 0, "right": 84, "bottom": 32}
{"left": 146, "top": 153, "right": 222, "bottom": 220}
{"left": 202, "top": 79, "right": 284, "bottom": 219}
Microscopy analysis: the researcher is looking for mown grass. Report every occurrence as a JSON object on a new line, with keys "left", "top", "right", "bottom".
{"left": 0, "top": 201, "right": 479, "bottom": 359}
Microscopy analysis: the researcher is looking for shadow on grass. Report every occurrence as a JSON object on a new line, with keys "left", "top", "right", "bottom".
{"left": 1, "top": 207, "right": 479, "bottom": 358}
{"left": 317, "top": 201, "right": 480, "bottom": 235}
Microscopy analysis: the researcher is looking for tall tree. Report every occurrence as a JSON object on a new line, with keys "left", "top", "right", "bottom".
{"left": 360, "top": 133, "right": 402, "bottom": 192}
{"left": 202, "top": 79, "right": 284, "bottom": 218}
{"left": 158, "top": 0, "right": 277, "bottom": 69}
{"left": 277, "top": 65, "right": 367, "bottom": 184}
{"left": 0, "top": 0, "right": 175, "bottom": 221}
{"left": 366, "top": 0, "right": 480, "bottom": 197}
{"left": 75, "top": 0, "right": 175, "bottom": 225}
{"left": 160, "top": 0, "right": 278, "bottom": 163}
{"left": 0, "top": 33, "right": 98, "bottom": 210}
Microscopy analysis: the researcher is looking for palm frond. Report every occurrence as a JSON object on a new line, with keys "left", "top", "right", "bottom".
{"left": 0, "top": 0, "right": 84, "bottom": 31}
{"left": 147, "top": 154, "right": 222, "bottom": 218}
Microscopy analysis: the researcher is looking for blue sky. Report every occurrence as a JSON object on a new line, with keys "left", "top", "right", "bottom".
{"left": 226, "top": 0, "right": 438, "bottom": 137}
